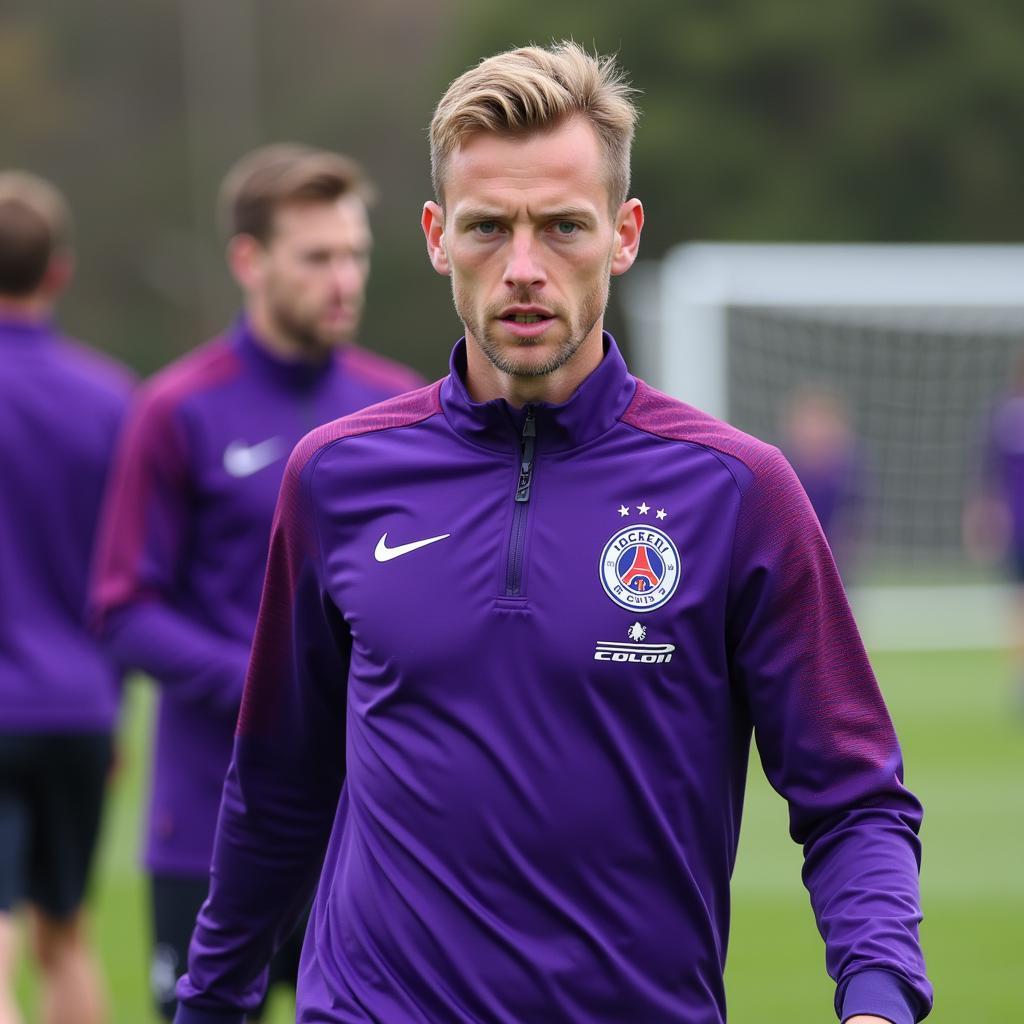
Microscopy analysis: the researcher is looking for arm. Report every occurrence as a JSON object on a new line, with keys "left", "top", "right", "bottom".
{"left": 174, "top": 443, "right": 349, "bottom": 1022}
{"left": 90, "top": 386, "right": 250, "bottom": 715}
{"left": 727, "top": 450, "right": 932, "bottom": 1024}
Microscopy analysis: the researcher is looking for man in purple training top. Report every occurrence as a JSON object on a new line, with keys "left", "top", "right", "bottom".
{"left": 781, "top": 387, "right": 866, "bottom": 583}
{"left": 964, "top": 351, "right": 1024, "bottom": 709}
{"left": 0, "top": 172, "right": 133, "bottom": 1024}
{"left": 175, "top": 45, "right": 932, "bottom": 1024}
{"left": 90, "top": 145, "right": 423, "bottom": 1020}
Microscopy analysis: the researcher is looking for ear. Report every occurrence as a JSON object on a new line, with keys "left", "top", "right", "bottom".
{"left": 610, "top": 199, "right": 644, "bottom": 277}
{"left": 421, "top": 201, "right": 450, "bottom": 276}
{"left": 226, "top": 234, "right": 265, "bottom": 293}
{"left": 40, "top": 249, "right": 75, "bottom": 297}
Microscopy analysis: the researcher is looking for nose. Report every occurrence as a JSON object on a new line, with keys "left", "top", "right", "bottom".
{"left": 503, "top": 229, "right": 546, "bottom": 292}
{"left": 332, "top": 254, "right": 367, "bottom": 296}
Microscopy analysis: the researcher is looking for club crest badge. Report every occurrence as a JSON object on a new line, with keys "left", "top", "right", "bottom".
{"left": 599, "top": 525, "right": 680, "bottom": 612}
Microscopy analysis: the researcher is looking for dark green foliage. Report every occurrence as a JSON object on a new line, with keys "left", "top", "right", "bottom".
{"left": 445, "top": 0, "right": 1024, "bottom": 251}
{"left": 3, "top": 1, "right": 1024, "bottom": 375}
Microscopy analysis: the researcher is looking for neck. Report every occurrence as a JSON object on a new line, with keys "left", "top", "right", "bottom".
{"left": 464, "top": 325, "right": 605, "bottom": 407}
{"left": 0, "top": 294, "right": 51, "bottom": 321}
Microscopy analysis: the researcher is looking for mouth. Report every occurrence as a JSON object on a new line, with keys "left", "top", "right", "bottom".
{"left": 496, "top": 309, "right": 556, "bottom": 339}
{"left": 502, "top": 313, "right": 549, "bottom": 324}
{"left": 496, "top": 306, "right": 556, "bottom": 337}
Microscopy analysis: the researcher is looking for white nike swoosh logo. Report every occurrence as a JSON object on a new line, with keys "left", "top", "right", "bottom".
{"left": 374, "top": 531, "right": 451, "bottom": 562}
{"left": 223, "top": 437, "right": 286, "bottom": 478}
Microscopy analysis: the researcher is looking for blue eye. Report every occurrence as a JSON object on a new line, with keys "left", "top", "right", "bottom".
{"left": 476, "top": 221, "right": 498, "bottom": 235}
{"left": 556, "top": 221, "right": 578, "bottom": 235}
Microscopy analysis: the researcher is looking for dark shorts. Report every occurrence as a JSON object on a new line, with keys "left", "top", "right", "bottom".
{"left": 150, "top": 873, "right": 307, "bottom": 1021}
{"left": 0, "top": 732, "right": 113, "bottom": 920}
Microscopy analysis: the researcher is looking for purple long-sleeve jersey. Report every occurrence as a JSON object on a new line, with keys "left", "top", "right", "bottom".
{"left": 1, "top": 315, "right": 132, "bottom": 733}
{"left": 176, "top": 338, "right": 931, "bottom": 1024}
{"left": 90, "top": 317, "right": 424, "bottom": 875}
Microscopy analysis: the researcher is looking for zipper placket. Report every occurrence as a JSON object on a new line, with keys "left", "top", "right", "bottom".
{"left": 504, "top": 407, "right": 536, "bottom": 596}
{"left": 300, "top": 385, "right": 319, "bottom": 432}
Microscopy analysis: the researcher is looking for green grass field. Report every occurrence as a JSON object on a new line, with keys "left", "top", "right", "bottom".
{"left": 17, "top": 648, "right": 1024, "bottom": 1021}
{"left": 727, "top": 648, "right": 1023, "bottom": 1022}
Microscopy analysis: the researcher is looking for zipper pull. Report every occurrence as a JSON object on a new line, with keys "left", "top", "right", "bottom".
{"left": 515, "top": 408, "right": 536, "bottom": 503}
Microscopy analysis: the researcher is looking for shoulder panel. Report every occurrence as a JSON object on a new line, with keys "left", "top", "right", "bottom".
{"left": 54, "top": 335, "right": 137, "bottom": 398}
{"left": 138, "top": 335, "right": 241, "bottom": 415}
{"left": 622, "top": 380, "right": 780, "bottom": 482}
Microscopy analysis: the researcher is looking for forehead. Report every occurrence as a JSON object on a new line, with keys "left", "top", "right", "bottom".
{"left": 444, "top": 117, "right": 609, "bottom": 215}
{"left": 269, "top": 196, "right": 370, "bottom": 246}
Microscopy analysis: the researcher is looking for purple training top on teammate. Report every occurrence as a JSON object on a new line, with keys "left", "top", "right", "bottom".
{"left": 785, "top": 445, "right": 865, "bottom": 579}
{"left": 90, "top": 316, "right": 423, "bottom": 876}
{"left": 982, "top": 393, "right": 1024, "bottom": 551}
{"left": 1, "top": 314, "right": 133, "bottom": 733}
{"left": 175, "top": 337, "right": 930, "bottom": 1024}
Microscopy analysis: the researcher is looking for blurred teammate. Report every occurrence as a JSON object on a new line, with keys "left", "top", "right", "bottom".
{"left": 89, "top": 145, "right": 423, "bottom": 1020}
{"left": 0, "top": 172, "right": 133, "bottom": 1024}
{"left": 964, "top": 353, "right": 1024, "bottom": 708}
{"left": 174, "top": 46, "right": 930, "bottom": 1024}
{"left": 781, "top": 387, "right": 866, "bottom": 581}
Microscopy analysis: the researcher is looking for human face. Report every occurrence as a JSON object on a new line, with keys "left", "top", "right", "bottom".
{"left": 422, "top": 116, "right": 642, "bottom": 404}
{"left": 241, "top": 196, "right": 371, "bottom": 358}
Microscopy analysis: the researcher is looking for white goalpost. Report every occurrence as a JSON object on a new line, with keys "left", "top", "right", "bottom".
{"left": 620, "top": 243, "right": 1024, "bottom": 651}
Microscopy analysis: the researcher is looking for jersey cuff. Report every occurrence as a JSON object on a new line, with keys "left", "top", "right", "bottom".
{"left": 840, "top": 968, "right": 917, "bottom": 1024}
{"left": 172, "top": 1005, "right": 245, "bottom": 1024}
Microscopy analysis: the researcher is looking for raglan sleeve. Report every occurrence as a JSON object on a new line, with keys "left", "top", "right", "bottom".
{"left": 90, "top": 385, "right": 251, "bottom": 714}
{"left": 726, "top": 447, "right": 932, "bottom": 1024}
{"left": 174, "top": 441, "right": 350, "bottom": 1023}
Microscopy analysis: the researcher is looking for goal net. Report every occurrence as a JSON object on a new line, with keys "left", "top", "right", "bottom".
{"left": 620, "top": 244, "right": 1024, "bottom": 650}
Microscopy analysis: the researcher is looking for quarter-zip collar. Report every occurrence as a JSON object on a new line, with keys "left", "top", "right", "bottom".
{"left": 231, "top": 313, "right": 339, "bottom": 392}
{"left": 440, "top": 333, "right": 637, "bottom": 454}
{"left": 0, "top": 313, "right": 55, "bottom": 344}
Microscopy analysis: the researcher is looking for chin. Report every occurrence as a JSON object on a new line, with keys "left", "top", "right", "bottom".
{"left": 316, "top": 327, "right": 353, "bottom": 349}
{"left": 503, "top": 350, "right": 573, "bottom": 380}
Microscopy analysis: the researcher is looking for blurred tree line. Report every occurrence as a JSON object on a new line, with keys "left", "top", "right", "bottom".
{"left": 2, "top": 0, "right": 1024, "bottom": 378}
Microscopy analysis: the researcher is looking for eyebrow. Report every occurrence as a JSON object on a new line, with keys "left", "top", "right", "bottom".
{"left": 453, "top": 206, "right": 598, "bottom": 229}
{"left": 543, "top": 207, "right": 598, "bottom": 226}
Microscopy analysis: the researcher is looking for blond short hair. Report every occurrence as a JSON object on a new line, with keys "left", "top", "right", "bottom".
{"left": 218, "top": 143, "right": 376, "bottom": 243}
{"left": 0, "top": 171, "right": 72, "bottom": 296}
{"left": 430, "top": 41, "right": 639, "bottom": 208}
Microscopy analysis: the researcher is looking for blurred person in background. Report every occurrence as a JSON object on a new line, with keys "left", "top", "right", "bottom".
{"left": 0, "top": 172, "right": 134, "bottom": 1024}
{"left": 89, "top": 144, "right": 424, "bottom": 1021}
{"left": 963, "top": 351, "right": 1024, "bottom": 710}
{"left": 173, "top": 44, "right": 930, "bottom": 1024}
{"left": 781, "top": 386, "right": 866, "bottom": 583}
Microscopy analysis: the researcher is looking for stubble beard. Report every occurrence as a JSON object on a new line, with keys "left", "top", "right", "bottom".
{"left": 454, "top": 280, "right": 609, "bottom": 381}
{"left": 266, "top": 281, "right": 356, "bottom": 359}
